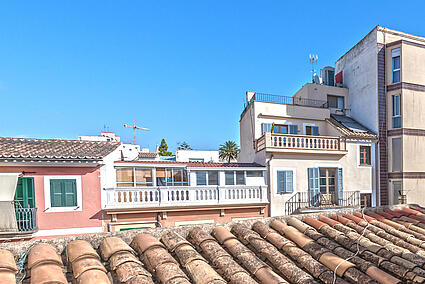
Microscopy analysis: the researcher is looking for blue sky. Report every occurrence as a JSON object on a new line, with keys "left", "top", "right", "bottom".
{"left": 0, "top": 1, "right": 424, "bottom": 152}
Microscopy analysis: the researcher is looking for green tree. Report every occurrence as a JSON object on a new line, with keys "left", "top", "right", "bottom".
{"left": 219, "top": 141, "right": 239, "bottom": 163}
{"left": 158, "top": 139, "right": 172, "bottom": 156}
{"left": 177, "top": 141, "right": 192, "bottom": 150}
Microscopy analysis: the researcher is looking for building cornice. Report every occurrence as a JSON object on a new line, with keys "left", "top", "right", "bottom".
{"left": 387, "top": 82, "right": 425, "bottom": 92}
{"left": 388, "top": 128, "right": 425, "bottom": 137}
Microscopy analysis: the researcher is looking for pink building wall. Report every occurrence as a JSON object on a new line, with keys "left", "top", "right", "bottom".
{"left": 0, "top": 166, "right": 102, "bottom": 231}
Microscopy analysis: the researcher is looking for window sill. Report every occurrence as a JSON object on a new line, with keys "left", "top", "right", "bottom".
{"left": 44, "top": 206, "right": 82, "bottom": 213}
{"left": 359, "top": 164, "right": 372, "bottom": 167}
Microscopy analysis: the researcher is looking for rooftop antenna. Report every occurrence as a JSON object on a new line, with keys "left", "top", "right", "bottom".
{"left": 309, "top": 54, "right": 320, "bottom": 83}
{"left": 123, "top": 120, "right": 150, "bottom": 145}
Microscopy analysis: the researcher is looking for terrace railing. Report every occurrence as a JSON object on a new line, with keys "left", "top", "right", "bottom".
{"left": 104, "top": 185, "right": 268, "bottom": 209}
{"left": 256, "top": 132, "right": 346, "bottom": 152}
{"left": 284, "top": 190, "right": 361, "bottom": 215}
{"left": 253, "top": 93, "right": 328, "bottom": 108}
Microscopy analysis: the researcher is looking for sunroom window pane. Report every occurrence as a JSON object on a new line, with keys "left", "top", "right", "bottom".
{"left": 225, "top": 171, "right": 234, "bottom": 185}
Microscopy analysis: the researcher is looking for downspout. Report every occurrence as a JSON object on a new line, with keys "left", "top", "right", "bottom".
{"left": 266, "top": 154, "right": 273, "bottom": 217}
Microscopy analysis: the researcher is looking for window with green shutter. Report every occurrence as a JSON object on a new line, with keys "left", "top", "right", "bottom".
{"left": 50, "top": 179, "right": 77, "bottom": 207}
{"left": 15, "top": 177, "right": 35, "bottom": 208}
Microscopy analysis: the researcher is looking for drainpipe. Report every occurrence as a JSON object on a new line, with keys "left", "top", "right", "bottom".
{"left": 266, "top": 154, "right": 273, "bottom": 216}
{"left": 156, "top": 212, "right": 162, "bottom": 228}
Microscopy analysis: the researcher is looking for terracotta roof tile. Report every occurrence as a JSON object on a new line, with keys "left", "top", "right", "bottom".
{"left": 3, "top": 205, "right": 425, "bottom": 283}
{"left": 328, "top": 115, "right": 378, "bottom": 140}
{"left": 0, "top": 136, "right": 120, "bottom": 161}
{"left": 138, "top": 152, "right": 158, "bottom": 158}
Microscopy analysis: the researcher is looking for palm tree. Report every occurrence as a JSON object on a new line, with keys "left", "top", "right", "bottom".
{"left": 219, "top": 141, "right": 240, "bottom": 163}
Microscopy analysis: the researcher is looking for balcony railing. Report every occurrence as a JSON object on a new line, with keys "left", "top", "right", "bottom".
{"left": 253, "top": 93, "right": 328, "bottom": 108}
{"left": 285, "top": 191, "right": 360, "bottom": 215}
{"left": 15, "top": 205, "right": 38, "bottom": 232}
{"left": 256, "top": 132, "right": 346, "bottom": 152}
{"left": 104, "top": 186, "right": 268, "bottom": 209}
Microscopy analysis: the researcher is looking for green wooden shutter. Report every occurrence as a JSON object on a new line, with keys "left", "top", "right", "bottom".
{"left": 50, "top": 179, "right": 77, "bottom": 207}
{"left": 63, "top": 179, "right": 77, "bottom": 207}
{"left": 50, "top": 180, "right": 63, "bottom": 207}
{"left": 308, "top": 168, "right": 319, "bottom": 206}
{"left": 337, "top": 168, "right": 343, "bottom": 205}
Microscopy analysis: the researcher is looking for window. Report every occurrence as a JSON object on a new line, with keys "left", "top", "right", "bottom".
{"left": 305, "top": 126, "right": 319, "bottom": 136}
{"left": 392, "top": 138, "right": 402, "bottom": 172}
{"left": 392, "top": 181, "right": 402, "bottom": 205}
{"left": 189, "top": 158, "right": 204, "bottom": 162}
{"left": 360, "top": 193, "right": 372, "bottom": 208}
{"left": 225, "top": 171, "right": 235, "bottom": 185}
{"left": 50, "top": 179, "right": 77, "bottom": 207}
{"left": 327, "top": 95, "right": 345, "bottom": 109}
{"left": 277, "top": 170, "right": 293, "bottom": 194}
{"left": 156, "top": 168, "right": 188, "bottom": 186}
{"left": 392, "top": 95, "right": 401, "bottom": 128}
{"left": 195, "top": 171, "right": 218, "bottom": 186}
{"left": 208, "top": 171, "right": 219, "bottom": 185}
{"left": 116, "top": 167, "right": 153, "bottom": 187}
{"left": 273, "top": 124, "right": 288, "bottom": 134}
{"left": 261, "top": 123, "right": 273, "bottom": 134}
{"left": 196, "top": 171, "right": 207, "bottom": 185}
{"left": 44, "top": 176, "right": 82, "bottom": 212}
{"left": 246, "top": 171, "right": 263, "bottom": 177}
{"left": 236, "top": 171, "right": 245, "bottom": 185}
{"left": 224, "top": 171, "right": 246, "bottom": 185}
{"left": 392, "top": 48, "right": 401, "bottom": 83}
{"left": 359, "top": 146, "right": 371, "bottom": 166}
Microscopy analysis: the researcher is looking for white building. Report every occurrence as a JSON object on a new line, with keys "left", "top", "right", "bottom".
{"left": 175, "top": 150, "right": 220, "bottom": 162}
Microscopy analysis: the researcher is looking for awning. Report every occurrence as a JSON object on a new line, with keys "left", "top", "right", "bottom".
{"left": 0, "top": 173, "right": 20, "bottom": 232}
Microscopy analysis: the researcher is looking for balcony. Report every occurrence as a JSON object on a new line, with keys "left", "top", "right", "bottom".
{"left": 103, "top": 185, "right": 268, "bottom": 210}
{"left": 256, "top": 132, "right": 346, "bottom": 154}
{"left": 0, "top": 203, "right": 38, "bottom": 238}
{"left": 285, "top": 191, "right": 361, "bottom": 215}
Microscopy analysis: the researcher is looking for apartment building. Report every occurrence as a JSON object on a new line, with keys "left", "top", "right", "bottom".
{"left": 335, "top": 26, "right": 425, "bottom": 206}
{"left": 239, "top": 83, "right": 378, "bottom": 217}
{"left": 101, "top": 160, "right": 268, "bottom": 230}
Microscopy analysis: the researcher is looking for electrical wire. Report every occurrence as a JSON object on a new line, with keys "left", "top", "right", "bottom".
{"left": 332, "top": 206, "right": 370, "bottom": 284}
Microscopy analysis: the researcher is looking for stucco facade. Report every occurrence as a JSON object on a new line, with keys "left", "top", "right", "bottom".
{"left": 240, "top": 87, "right": 377, "bottom": 217}
{"left": 335, "top": 26, "right": 425, "bottom": 206}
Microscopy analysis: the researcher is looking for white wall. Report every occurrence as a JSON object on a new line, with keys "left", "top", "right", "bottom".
{"left": 176, "top": 150, "right": 219, "bottom": 162}
{"left": 268, "top": 140, "right": 376, "bottom": 216}
{"left": 335, "top": 29, "right": 379, "bottom": 133}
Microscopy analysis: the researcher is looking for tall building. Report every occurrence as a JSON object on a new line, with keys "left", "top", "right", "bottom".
{"left": 336, "top": 26, "right": 425, "bottom": 205}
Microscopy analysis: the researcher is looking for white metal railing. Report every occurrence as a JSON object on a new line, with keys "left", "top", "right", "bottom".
{"left": 104, "top": 186, "right": 268, "bottom": 209}
{"left": 256, "top": 132, "right": 346, "bottom": 152}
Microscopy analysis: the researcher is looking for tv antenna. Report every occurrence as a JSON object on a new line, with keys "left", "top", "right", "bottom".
{"left": 123, "top": 120, "right": 150, "bottom": 145}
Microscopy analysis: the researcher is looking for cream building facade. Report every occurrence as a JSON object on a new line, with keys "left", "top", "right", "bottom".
{"left": 335, "top": 26, "right": 425, "bottom": 206}
{"left": 239, "top": 84, "right": 378, "bottom": 217}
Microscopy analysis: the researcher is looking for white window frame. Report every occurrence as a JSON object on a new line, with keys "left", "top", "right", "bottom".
{"left": 392, "top": 48, "right": 401, "bottom": 83}
{"left": 273, "top": 167, "right": 296, "bottom": 196}
{"left": 196, "top": 171, "right": 219, "bottom": 186}
{"left": 392, "top": 94, "right": 401, "bottom": 129}
{"left": 44, "top": 175, "right": 82, "bottom": 212}
{"left": 303, "top": 123, "right": 317, "bottom": 135}
{"left": 357, "top": 142, "right": 374, "bottom": 168}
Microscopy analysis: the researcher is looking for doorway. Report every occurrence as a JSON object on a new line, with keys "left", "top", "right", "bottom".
{"left": 319, "top": 168, "right": 337, "bottom": 205}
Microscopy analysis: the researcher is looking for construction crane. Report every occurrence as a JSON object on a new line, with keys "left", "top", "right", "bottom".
{"left": 123, "top": 120, "right": 150, "bottom": 145}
